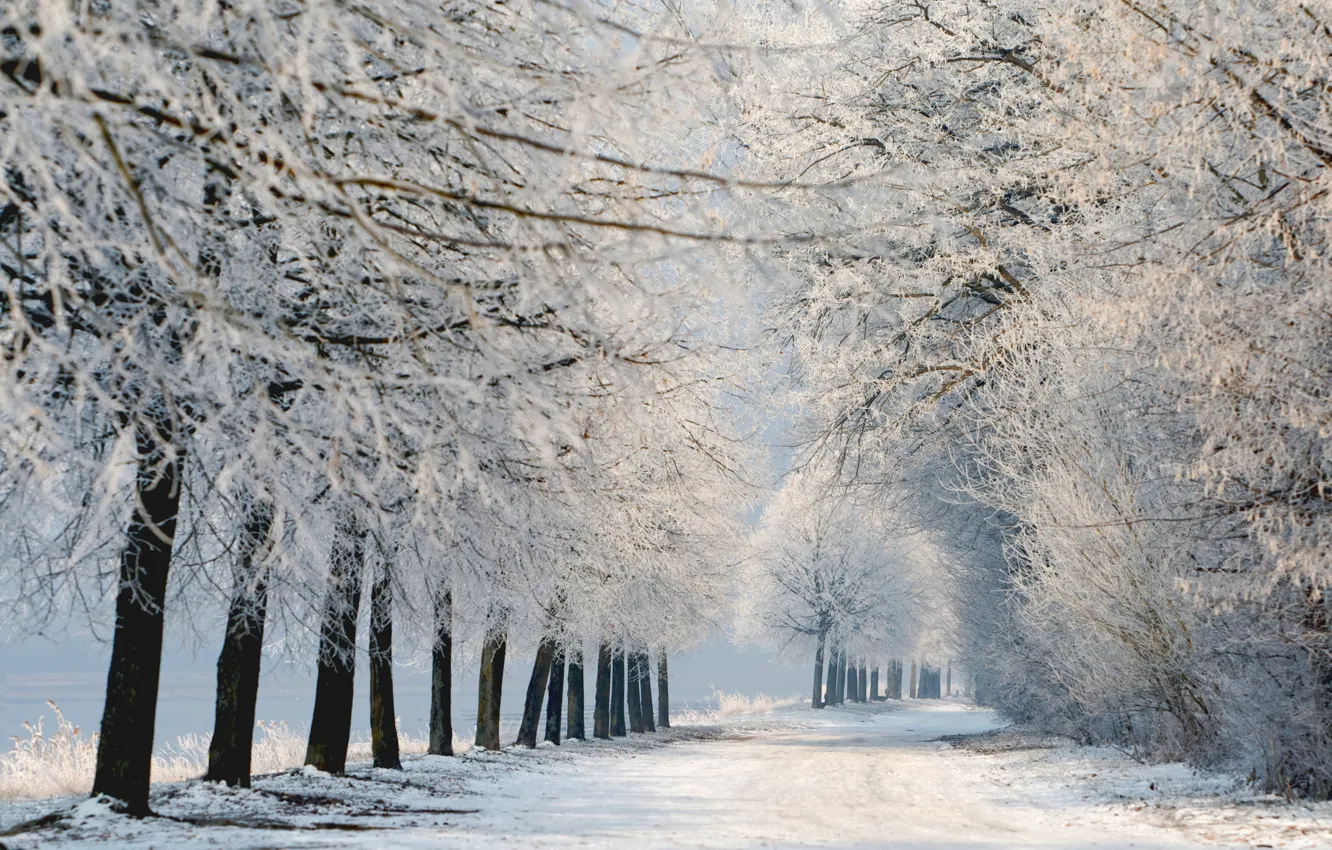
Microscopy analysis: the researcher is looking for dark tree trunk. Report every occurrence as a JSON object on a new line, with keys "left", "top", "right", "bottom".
{"left": 369, "top": 568, "right": 401, "bottom": 769}
{"left": 475, "top": 631, "right": 507, "bottom": 751}
{"left": 910, "top": 660, "right": 918, "bottom": 699}
{"left": 612, "top": 648, "right": 627, "bottom": 737}
{"left": 92, "top": 423, "right": 183, "bottom": 815}
{"left": 848, "top": 663, "right": 859, "bottom": 703}
{"left": 859, "top": 663, "right": 869, "bottom": 702}
{"left": 205, "top": 501, "right": 273, "bottom": 788}
{"left": 946, "top": 660, "right": 952, "bottom": 697}
{"left": 638, "top": 653, "right": 655, "bottom": 732}
{"left": 593, "top": 641, "right": 612, "bottom": 739}
{"left": 812, "top": 633, "right": 826, "bottom": 708}
{"left": 517, "top": 637, "right": 556, "bottom": 748}
{"left": 545, "top": 648, "right": 565, "bottom": 745}
{"left": 870, "top": 666, "right": 880, "bottom": 701}
{"left": 304, "top": 525, "right": 365, "bottom": 774}
{"left": 825, "top": 645, "right": 839, "bottom": 706}
{"left": 566, "top": 646, "right": 585, "bottom": 740}
{"left": 626, "top": 648, "right": 644, "bottom": 734}
{"left": 656, "top": 650, "right": 670, "bottom": 729}
{"left": 428, "top": 591, "right": 453, "bottom": 756}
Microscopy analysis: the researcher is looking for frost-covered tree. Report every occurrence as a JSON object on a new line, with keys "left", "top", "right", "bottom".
{"left": 738, "top": 0, "right": 1332, "bottom": 795}
{"left": 0, "top": 0, "right": 768, "bottom": 808}
{"left": 739, "top": 471, "right": 917, "bottom": 708}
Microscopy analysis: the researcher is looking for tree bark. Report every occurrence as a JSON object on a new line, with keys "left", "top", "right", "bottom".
{"left": 567, "top": 646, "right": 586, "bottom": 740}
{"left": 859, "top": 663, "right": 869, "bottom": 702}
{"left": 92, "top": 421, "right": 183, "bottom": 815}
{"left": 825, "top": 644, "right": 839, "bottom": 706}
{"left": 517, "top": 637, "right": 556, "bottom": 748}
{"left": 304, "top": 523, "right": 365, "bottom": 774}
{"left": 593, "top": 641, "right": 612, "bottom": 739}
{"left": 626, "top": 648, "right": 644, "bottom": 733}
{"left": 638, "top": 652, "right": 655, "bottom": 732}
{"left": 612, "top": 648, "right": 627, "bottom": 737}
{"left": 812, "top": 632, "right": 826, "bottom": 708}
{"left": 475, "top": 631, "right": 507, "bottom": 751}
{"left": 656, "top": 650, "right": 670, "bottom": 729}
{"left": 946, "top": 660, "right": 952, "bottom": 697}
{"left": 848, "top": 662, "right": 859, "bottom": 703}
{"left": 910, "top": 660, "right": 918, "bottom": 699}
{"left": 204, "top": 500, "right": 273, "bottom": 788}
{"left": 870, "top": 666, "right": 880, "bottom": 701}
{"left": 369, "top": 567, "right": 401, "bottom": 769}
{"left": 545, "top": 648, "right": 565, "bottom": 745}
{"left": 428, "top": 590, "right": 453, "bottom": 756}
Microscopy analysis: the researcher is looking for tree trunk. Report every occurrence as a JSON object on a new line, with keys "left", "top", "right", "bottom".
{"left": 428, "top": 590, "right": 453, "bottom": 756}
{"left": 638, "top": 652, "right": 655, "bottom": 732}
{"left": 656, "top": 650, "right": 670, "bottom": 729}
{"left": 369, "top": 567, "right": 401, "bottom": 770}
{"left": 848, "top": 662, "right": 859, "bottom": 703}
{"left": 204, "top": 500, "right": 273, "bottom": 788}
{"left": 92, "top": 422, "right": 183, "bottom": 815}
{"left": 870, "top": 666, "right": 880, "bottom": 702}
{"left": 304, "top": 524, "right": 364, "bottom": 774}
{"left": 626, "top": 648, "right": 644, "bottom": 733}
{"left": 517, "top": 637, "right": 556, "bottom": 748}
{"left": 475, "top": 631, "right": 507, "bottom": 751}
{"left": 567, "top": 646, "right": 586, "bottom": 740}
{"left": 909, "top": 660, "right": 918, "bottom": 699}
{"left": 612, "top": 648, "right": 627, "bottom": 737}
{"left": 545, "top": 648, "right": 565, "bottom": 745}
{"left": 812, "top": 632, "right": 826, "bottom": 708}
{"left": 825, "top": 645, "right": 839, "bottom": 706}
{"left": 859, "top": 663, "right": 869, "bottom": 702}
{"left": 593, "top": 641, "right": 612, "bottom": 739}
{"left": 946, "top": 660, "right": 952, "bottom": 697}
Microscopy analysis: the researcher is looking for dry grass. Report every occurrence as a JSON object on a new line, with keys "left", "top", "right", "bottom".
{"left": 672, "top": 690, "right": 804, "bottom": 724}
{"left": 0, "top": 703, "right": 431, "bottom": 801}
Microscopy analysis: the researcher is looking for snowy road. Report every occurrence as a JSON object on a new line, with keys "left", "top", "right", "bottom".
{"left": 403, "top": 703, "right": 1231, "bottom": 849}
{"left": 9, "top": 701, "right": 1325, "bottom": 848}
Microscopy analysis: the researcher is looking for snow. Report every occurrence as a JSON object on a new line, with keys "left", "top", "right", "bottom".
{"left": 2, "top": 702, "right": 1329, "bottom": 849}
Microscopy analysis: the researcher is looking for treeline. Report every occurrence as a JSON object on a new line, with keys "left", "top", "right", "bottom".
{"left": 738, "top": 0, "right": 1332, "bottom": 795}
{"left": 0, "top": 0, "right": 757, "bottom": 816}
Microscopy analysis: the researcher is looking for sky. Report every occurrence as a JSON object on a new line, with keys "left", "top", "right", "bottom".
{"left": 0, "top": 630, "right": 814, "bottom": 749}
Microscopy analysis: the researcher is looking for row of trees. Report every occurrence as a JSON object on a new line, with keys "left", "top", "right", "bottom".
{"left": 0, "top": 0, "right": 765, "bottom": 815}
{"left": 815, "top": 656, "right": 950, "bottom": 705}
{"left": 732, "top": 0, "right": 1332, "bottom": 797}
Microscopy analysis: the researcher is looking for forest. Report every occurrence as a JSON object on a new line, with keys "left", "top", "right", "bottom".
{"left": 0, "top": 0, "right": 1330, "bottom": 823}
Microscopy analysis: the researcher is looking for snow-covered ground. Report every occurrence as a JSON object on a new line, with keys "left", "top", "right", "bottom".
{"left": 2, "top": 701, "right": 1329, "bottom": 848}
